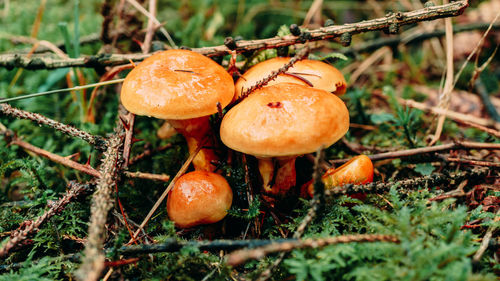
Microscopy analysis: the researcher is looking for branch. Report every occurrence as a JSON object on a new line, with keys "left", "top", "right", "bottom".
{"left": 329, "top": 141, "right": 500, "bottom": 165}
{"left": 0, "top": 103, "right": 107, "bottom": 149}
{"left": 227, "top": 234, "right": 399, "bottom": 266}
{"left": 0, "top": 1, "right": 468, "bottom": 70}
{"left": 325, "top": 167, "right": 491, "bottom": 197}
{"left": 0, "top": 181, "right": 93, "bottom": 258}
{"left": 341, "top": 22, "right": 500, "bottom": 56}
{"left": 76, "top": 133, "right": 122, "bottom": 281}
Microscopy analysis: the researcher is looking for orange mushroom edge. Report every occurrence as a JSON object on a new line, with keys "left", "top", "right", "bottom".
{"left": 301, "top": 155, "right": 374, "bottom": 198}
{"left": 120, "top": 49, "right": 234, "bottom": 172}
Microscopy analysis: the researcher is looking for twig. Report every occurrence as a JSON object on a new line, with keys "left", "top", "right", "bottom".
{"left": 473, "top": 209, "right": 499, "bottom": 262}
{"left": 8, "top": 135, "right": 101, "bottom": 177}
{"left": 325, "top": 168, "right": 490, "bottom": 197}
{"left": 76, "top": 133, "right": 123, "bottom": 281}
{"left": 123, "top": 171, "right": 170, "bottom": 182}
{"left": 227, "top": 234, "right": 399, "bottom": 266}
{"left": 399, "top": 98, "right": 500, "bottom": 130}
{"left": 121, "top": 112, "right": 135, "bottom": 168}
{"left": 342, "top": 22, "right": 500, "bottom": 56}
{"left": 454, "top": 119, "right": 500, "bottom": 138}
{"left": 141, "top": 0, "right": 158, "bottom": 53}
{"left": 238, "top": 46, "right": 310, "bottom": 100}
{"left": 0, "top": 1, "right": 469, "bottom": 69}
{"left": 4, "top": 131, "right": 168, "bottom": 182}
{"left": 0, "top": 103, "right": 107, "bottom": 149}
{"left": 442, "top": 156, "right": 500, "bottom": 168}
{"left": 0, "top": 181, "right": 93, "bottom": 258}
{"left": 118, "top": 239, "right": 285, "bottom": 255}
{"left": 329, "top": 141, "right": 500, "bottom": 164}
{"left": 125, "top": 0, "right": 176, "bottom": 48}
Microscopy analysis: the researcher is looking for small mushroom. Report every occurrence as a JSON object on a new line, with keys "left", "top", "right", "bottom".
{"left": 235, "top": 57, "right": 347, "bottom": 99}
{"left": 121, "top": 49, "right": 234, "bottom": 171}
{"left": 302, "top": 155, "right": 374, "bottom": 198}
{"left": 220, "top": 83, "right": 349, "bottom": 197}
{"left": 167, "top": 171, "right": 233, "bottom": 228}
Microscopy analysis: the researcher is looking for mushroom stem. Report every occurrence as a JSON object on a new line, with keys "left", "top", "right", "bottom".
{"left": 259, "top": 157, "right": 297, "bottom": 196}
{"left": 169, "top": 116, "right": 219, "bottom": 172}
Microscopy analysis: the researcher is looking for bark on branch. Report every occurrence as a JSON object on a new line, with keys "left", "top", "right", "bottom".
{"left": 0, "top": 1, "right": 468, "bottom": 70}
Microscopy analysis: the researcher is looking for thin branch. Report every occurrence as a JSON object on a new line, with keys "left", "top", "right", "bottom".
{"left": 238, "top": 46, "right": 310, "bottom": 100}
{"left": 0, "top": 103, "right": 107, "bottom": 149}
{"left": 0, "top": 181, "right": 93, "bottom": 258}
{"left": 227, "top": 234, "right": 399, "bottom": 266}
{"left": 8, "top": 135, "right": 101, "bottom": 177}
{"left": 399, "top": 98, "right": 500, "bottom": 130}
{"left": 324, "top": 168, "right": 490, "bottom": 197}
{"left": 76, "top": 133, "right": 123, "bottom": 281}
{"left": 341, "top": 22, "right": 500, "bottom": 56}
{"left": 123, "top": 171, "right": 170, "bottom": 182}
{"left": 473, "top": 209, "right": 499, "bottom": 262}
{"left": 329, "top": 141, "right": 500, "bottom": 165}
{"left": 0, "top": 1, "right": 469, "bottom": 69}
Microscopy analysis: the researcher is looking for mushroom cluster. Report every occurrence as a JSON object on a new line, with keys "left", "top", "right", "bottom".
{"left": 120, "top": 50, "right": 371, "bottom": 228}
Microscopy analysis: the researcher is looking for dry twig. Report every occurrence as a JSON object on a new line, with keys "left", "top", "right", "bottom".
{"left": 227, "top": 234, "right": 399, "bottom": 266}
{"left": 0, "top": 181, "right": 93, "bottom": 258}
{"left": 76, "top": 134, "right": 122, "bottom": 281}
{"left": 329, "top": 141, "right": 500, "bottom": 165}
{"left": 0, "top": 103, "right": 107, "bottom": 149}
{"left": 325, "top": 168, "right": 490, "bottom": 197}
{"left": 0, "top": 1, "right": 468, "bottom": 69}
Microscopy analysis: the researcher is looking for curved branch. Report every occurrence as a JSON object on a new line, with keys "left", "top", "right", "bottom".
{"left": 0, "top": 1, "right": 468, "bottom": 70}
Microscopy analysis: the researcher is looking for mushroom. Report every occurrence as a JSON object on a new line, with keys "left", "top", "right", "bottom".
{"left": 235, "top": 57, "right": 347, "bottom": 99}
{"left": 121, "top": 49, "right": 234, "bottom": 171}
{"left": 167, "top": 171, "right": 233, "bottom": 228}
{"left": 301, "top": 155, "right": 374, "bottom": 198}
{"left": 220, "top": 83, "right": 349, "bottom": 196}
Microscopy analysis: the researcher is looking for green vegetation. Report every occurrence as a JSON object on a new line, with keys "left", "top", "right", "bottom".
{"left": 0, "top": 0, "right": 498, "bottom": 280}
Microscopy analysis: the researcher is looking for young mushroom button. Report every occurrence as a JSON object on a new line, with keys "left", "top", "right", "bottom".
{"left": 220, "top": 83, "right": 349, "bottom": 196}
{"left": 235, "top": 57, "right": 347, "bottom": 100}
{"left": 167, "top": 171, "right": 233, "bottom": 228}
{"left": 120, "top": 49, "right": 235, "bottom": 172}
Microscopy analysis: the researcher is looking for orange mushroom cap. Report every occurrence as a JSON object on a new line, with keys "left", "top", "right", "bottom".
{"left": 167, "top": 171, "right": 233, "bottom": 228}
{"left": 302, "top": 155, "right": 374, "bottom": 198}
{"left": 221, "top": 83, "right": 349, "bottom": 158}
{"left": 121, "top": 49, "right": 234, "bottom": 120}
{"left": 235, "top": 57, "right": 347, "bottom": 99}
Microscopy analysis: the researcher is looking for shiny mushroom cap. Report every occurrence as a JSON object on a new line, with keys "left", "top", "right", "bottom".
{"left": 221, "top": 83, "right": 349, "bottom": 158}
{"left": 235, "top": 57, "right": 347, "bottom": 98}
{"left": 167, "top": 171, "right": 233, "bottom": 228}
{"left": 121, "top": 49, "right": 235, "bottom": 120}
